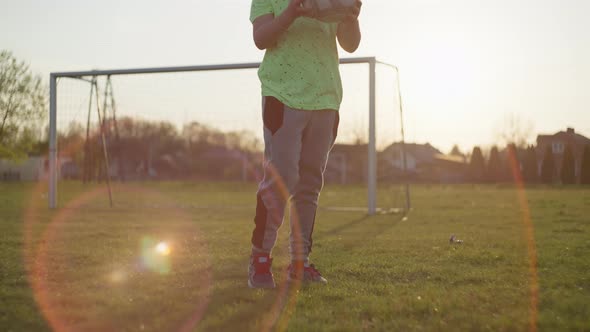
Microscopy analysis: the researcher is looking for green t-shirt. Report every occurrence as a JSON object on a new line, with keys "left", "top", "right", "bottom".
{"left": 250, "top": 0, "right": 342, "bottom": 111}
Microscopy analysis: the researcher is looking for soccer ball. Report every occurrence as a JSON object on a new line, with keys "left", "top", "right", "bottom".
{"left": 303, "top": 0, "right": 357, "bottom": 23}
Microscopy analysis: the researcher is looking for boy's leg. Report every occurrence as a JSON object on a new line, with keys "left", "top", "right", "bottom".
{"left": 249, "top": 98, "right": 311, "bottom": 288}
{"left": 251, "top": 97, "right": 309, "bottom": 255}
{"left": 289, "top": 110, "right": 339, "bottom": 264}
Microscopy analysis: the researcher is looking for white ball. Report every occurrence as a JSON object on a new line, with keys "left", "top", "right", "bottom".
{"left": 303, "top": 0, "right": 357, "bottom": 23}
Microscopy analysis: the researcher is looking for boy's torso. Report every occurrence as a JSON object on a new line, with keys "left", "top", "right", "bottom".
{"left": 252, "top": 0, "right": 343, "bottom": 111}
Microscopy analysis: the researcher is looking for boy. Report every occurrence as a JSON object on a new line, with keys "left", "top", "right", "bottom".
{"left": 249, "top": 0, "right": 362, "bottom": 288}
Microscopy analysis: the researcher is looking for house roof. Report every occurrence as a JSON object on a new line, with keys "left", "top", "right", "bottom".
{"left": 537, "top": 128, "right": 590, "bottom": 146}
{"left": 381, "top": 142, "right": 442, "bottom": 162}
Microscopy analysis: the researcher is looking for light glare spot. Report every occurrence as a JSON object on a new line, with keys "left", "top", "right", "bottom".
{"left": 108, "top": 270, "right": 126, "bottom": 284}
{"left": 155, "top": 242, "right": 171, "bottom": 256}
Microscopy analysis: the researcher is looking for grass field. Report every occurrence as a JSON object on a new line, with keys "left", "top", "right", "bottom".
{"left": 1, "top": 182, "right": 589, "bottom": 331}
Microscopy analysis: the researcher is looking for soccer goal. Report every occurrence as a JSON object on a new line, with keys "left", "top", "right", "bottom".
{"left": 48, "top": 57, "right": 410, "bottom": 215}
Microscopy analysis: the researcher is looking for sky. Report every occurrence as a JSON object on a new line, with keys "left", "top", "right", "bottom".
{"left": 1, "top": 0, "right": 589, "bottom": 153}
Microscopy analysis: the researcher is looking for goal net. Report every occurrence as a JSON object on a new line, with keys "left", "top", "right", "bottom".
{"left": 49, "top": 58, "right": 409, "bottom": 215}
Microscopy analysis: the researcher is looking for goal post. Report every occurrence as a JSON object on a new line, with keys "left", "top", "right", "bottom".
{"left": 48, "top": 57, "right": 409, "bottom": 215}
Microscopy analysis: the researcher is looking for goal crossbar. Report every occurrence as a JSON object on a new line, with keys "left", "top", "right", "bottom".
{"left": 48, "top": 57, "right": 409, "bottom": 215}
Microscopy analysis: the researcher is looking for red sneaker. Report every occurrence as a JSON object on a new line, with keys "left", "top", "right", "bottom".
{"left": 248, "top": 253, "right": 276, "bottom": 289}
{"left": 287, "top": 261, "right": 328, "bottom": 284}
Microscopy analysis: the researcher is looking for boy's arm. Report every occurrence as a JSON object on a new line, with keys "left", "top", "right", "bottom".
{"left": 252, "top": 0, "right": 312, "bottom": 50}
{"left": 337, "top": 0, "right": 362, "bottom": 53}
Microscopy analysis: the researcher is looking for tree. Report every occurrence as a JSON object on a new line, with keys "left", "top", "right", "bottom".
{"left": 350, "top": 118, "right": 368, "bottom": 145}
{"left": 495, "top": 113, "right": 534, "bottom": 149}
{"left": 581, "top": 145, "right": 590, "bottom": 185}
{"left": 486, "top": 146, "right": 502, "bottom": 182}
{"left": 0, "top": 50, "right": 46, "bottom": 159}
{"left": 540, "top": 146, "right": 555, "bottom": 184}
{"left": 450, "top": 145, "right": 463, "bottom": 157}
{"left": 522, "top": 145, "right": 538, "bottom": 183}
{"left": 504, "top": 143, "right": 523, "bottom": 182}
{"left": 60, "top": 121, "right": 85, "bottom": 161}
{"left": 560, "top": 144, "right": 576, "bottom": 184}
{"left": 469, "top": 146, "right": 485, "bottom": 182}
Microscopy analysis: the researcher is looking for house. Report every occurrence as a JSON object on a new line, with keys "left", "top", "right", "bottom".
{"left": 381, "top": 143, "right": 440, "bottom": 172}
{"left": 61, "top": 160, "right": 81, "bottom": 180}
{"left": 536, "top": 128, "right": 590, "bottom": 179}
{"left": 0, "top": 156, "right": 75, "bottom": 181}
{"left": 325, "top": 144, "right": 368, "bottom": 184}
{"left": 380, "top": 143, "right": 467, "bottom": 183}
{"left": 325, "top": 142, "right": 469, "bottom": 184}
{"left": 0, "top": 157, "right": 46, "bottom": 181}
{"left": 193, "top": 147, "right": 253, "bottom": 181}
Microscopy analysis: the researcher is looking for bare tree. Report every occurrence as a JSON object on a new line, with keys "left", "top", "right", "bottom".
{"left": 0, "top": 50, "right": 46, "bottom": 159}
{"left": 350, "top": 118, "right": 367, "bottom": 145}
{"left": 495, "top": 113, "right": 534, "bottom": 148}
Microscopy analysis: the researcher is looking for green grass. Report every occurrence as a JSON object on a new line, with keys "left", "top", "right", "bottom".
{"left": 1, "top": 182, "right": 589, "bottom": 331}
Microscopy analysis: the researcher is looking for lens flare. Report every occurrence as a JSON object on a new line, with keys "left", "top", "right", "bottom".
{"left": 24, "top": 184, "right": 212, "bottom": 331}
{"left": 507, "top": 148, "right": 539, "bottom": 332}
{"left": 108, "top": 269, "right": 127, "bottom": 284}
{"left": 155, "top": 242, "right": 171, "bottom": 256}
{"left": 141, "top": 237, "right": 171, "bottom": 275}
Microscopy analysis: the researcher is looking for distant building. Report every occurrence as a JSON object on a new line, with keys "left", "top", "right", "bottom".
{"left": 61, "top": 160, "right": 81, "bottom": 180}
{"left": 380, "top": 143, "right": 466, "bottom": 183}
{"left": 325, "top": 142, "right": 469, "bottom": 184}
{"left": 0, "top": 157, "right": 47, "bottom": 181}
{"left": 381, "top": 143, "right": 441, "bottom": 173}
{"left": 325, "top": 144, "right": 368, "bottom": 184}
{"left": 0, "top": 156, "right": 75, "bottom": 182}
{"left": 536, "top": 128, "right": 590, "bottom": 179}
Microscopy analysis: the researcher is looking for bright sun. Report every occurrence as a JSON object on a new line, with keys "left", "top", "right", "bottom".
{"left": 155, "top": 242, "right": 171, "bottom": 256}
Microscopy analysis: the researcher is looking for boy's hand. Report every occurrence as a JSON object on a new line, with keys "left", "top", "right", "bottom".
{"left": 252, "top": 0, "right": 313, "bottom": 49}
{"left": 343, "top": 0, "right": 362, "bottom": 23}
{"left": 337, "top": 0, "right": 362, "bottom": 52}
{"left": 285, "top": 0, "right": 313, "bottom": 22}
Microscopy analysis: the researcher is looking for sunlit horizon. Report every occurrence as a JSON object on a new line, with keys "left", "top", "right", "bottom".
{"left": 1, "top": 0, "right": 589, "bottom": 153}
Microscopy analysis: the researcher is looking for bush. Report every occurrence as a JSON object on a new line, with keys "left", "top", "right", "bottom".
{"left": 504, "top": 144, "right": 521, "bottom": 182}
{"left": 486, "top": 146, "right": 502, "bottom": 182}
{"left": 469, "top": 146, "right": 485, "bottom": 182}
{"left": 541, "top": 146, "right": 555, "bottom": 184}
{"left": 582, "top": 145, "right": 590, "bottom": 185}
{"left": 560, "top": 145, "right": 576, "bottom": 184}
{"left": 523, "top": 146, "right": 538, "bottom": 183}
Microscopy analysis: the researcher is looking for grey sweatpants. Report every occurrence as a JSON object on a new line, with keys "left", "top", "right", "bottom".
{"left": 251, "top": 96, "right": 339, "bottom": 262}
